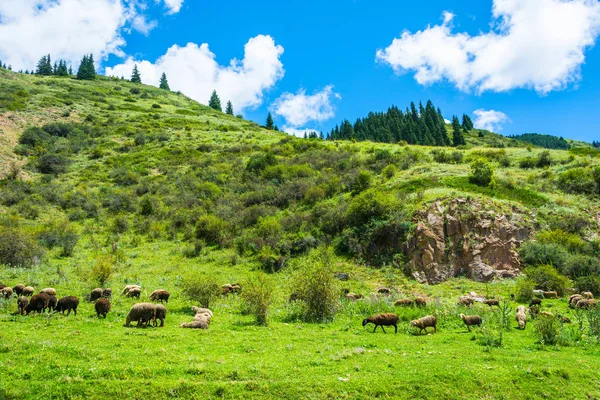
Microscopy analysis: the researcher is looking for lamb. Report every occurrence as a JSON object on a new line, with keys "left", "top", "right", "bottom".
{"left": 54, "top": 296, "right": 79, "bottom": 316}
{"left": 121, "top": 285, "right": 141, "bottom": 295}
{"left": 414, "top": 297, "right": 427, "bottom": 307}
{"left": 582, "top": 291, "right": 594, "bottom": 300}
{"left": 529, "top": 298, "right": 542, "bottom": 307}
{"left": 102, "top": 288, "right": 112, "bottom": 299}
{"left": 90, "top": 288, "right": 103, "bottom": 302}
{"left": 543, "top": 291, "right": 558, "bottom": 299}
{"left": 21, "top": 286, "right": 34, "bottom": 297}
{"left": 13, "top": 284, "right": 25, "bottom": 296}
{"left": 47, "top": 295, "right": 57, "bottom": 312}
{"left": 17, "top": 297, "right": 29, "bottom": 315}
{"left": 394, "top": 298, "right": 414, "bottom": 307}
{"left": 516, "top": 306, "right": 527, "bottom": 330}
{"left": 152, "top": 304, "right": 167, "bottom": 327}
{"left": 410, "top": 315, "right": 437, "bottom": 335}
{"left": 125, "top": 303, "right": 156, "bottom": 327}
{"left": 1, "top": 286, "right": 13, "bottom": 299}
{"left": 459, "top": 314, "right": 482, "bottom": 332}
{"left": 95, "top": 298, "right": 111, "bottom": 318}
{"left": 362, "top": 313, "right": 399, "bottom": 333}
{"left": 180, "top": 307, "right": 213, "bottom": 329}
{"left": 458, "top": 296, "right": 474, "bottom": 307}
{"left": 149, "top": 289, "right": 170, "bottom": 303}
{"left": 126, "top": 288, "right": 141, "bottom": 298}
{"left": 483, "top": 299, "right": 500, "bottom": 307}
{"left": 25, "top": 293, "right": 50, "bottom": 315}
{"left": 40, "top": 288, "right": 56, "bottom": 296}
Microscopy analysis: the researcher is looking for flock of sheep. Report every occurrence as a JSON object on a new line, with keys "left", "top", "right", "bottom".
{"left": 1, "top": 281, "right": 596, "bottom": 335}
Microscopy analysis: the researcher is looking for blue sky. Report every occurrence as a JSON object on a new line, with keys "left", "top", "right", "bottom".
{"left": 1, "top": 0, "right": 600, "bottom": 141}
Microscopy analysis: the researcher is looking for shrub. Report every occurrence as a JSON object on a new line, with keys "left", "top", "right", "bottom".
{"left": 534, "top": 316, "right": 561, "bottom": 346}
{"left": 586, "top": 307, "right": 600, "bottom": 340}
{"left": 291, "top": 246, "right": 339, "bottom": 322}
{"left": 91, "top": 254, "right": 113, "bottom": 286}
{"left": 195, "top": 215, "right": 229, "bottom": 246}
{"left": 129, "top": 88, "right": 141, "bottom": 95}
{"left": 519, "top": 241, "right": 569, "bottom": 271}
{"left": 303, "top": 186, "right": 326, "bottom": 205}
{"left": 557, "top": 168, "right": 596, "bottom": 195}
{"left": 181, "top": 276, "right": 220, "bottom": 308}
{"left": 257, "top": 246, "right": 285, "bottom": 273}
{"left": 37, "top": 220, "right": 79, "bottom": 257}
{"left": 575, "top": 276, "right": 600, "bottom": 297}
{"left": 182, "top": 241, "right": 204, "bottom": 258}
{"left": 246, "top": 152, "right": 277, "bottom": 173}
{"left": 524, "top": 265, "right": 571, "bottom": 295}
{"left": 139, "top": 196, "right": 156, "bottom": 216}
{"left": 352, "top": 170, "right": 373, "bottom": 194}
{"left": 111, "top": 217, "right": 129, "bottom": 234}
{"left": 37, "top": 153, "right": 70, "bottom": 174}
{"left": 536, "top": 229, "right": 586, "bottom": 253}
{"left": 515, "top": 277, "right": 536, "bottom": 303}
{"left": 469, "top": 158, "right": 494, "bottom": 187}
{"left": 0, "top": 227, "right": 44, "bottom": 267}
{"left": 382, "top": 164, "right": 397, "bottom": 179}
{"left": 241, "top": 274, "right": 274, "bottom": 326}
{"left": 537, "top": 150, "right": 553, "bottom": 168}
{"left": 134, "top": 133, "right": 147, "bottom": 146}
{"left": 346, "top": 189, "right": 397, "bottom": 227}
{"left": 519, "top": 158, "right": 537, "bottom": 169}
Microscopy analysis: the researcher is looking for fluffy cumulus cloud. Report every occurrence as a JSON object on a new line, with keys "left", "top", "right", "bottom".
{"left": 473, "top": 109, "right": 511, "bottom": 132}
{"left": 376, "top": 0, "right": 600, "bottom": 94}
{"left": 105, "top": 35, "right": 285, "bottom": 111}
{"left": 161, "top": 0, "right": 184, "bottom": 14}
{"left": 272, "top": 85, "right": 341, "bottom": 135}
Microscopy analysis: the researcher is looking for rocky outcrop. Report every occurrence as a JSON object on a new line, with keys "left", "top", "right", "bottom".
{"left": 403, "top": 198, "right": 532, "bottom": 284}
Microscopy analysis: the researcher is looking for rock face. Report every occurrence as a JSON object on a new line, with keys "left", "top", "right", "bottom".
{"left": 403, "top": 198, "right": 532, "bottom": 284}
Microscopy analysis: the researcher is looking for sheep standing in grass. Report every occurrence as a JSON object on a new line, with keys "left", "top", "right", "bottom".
{"left": 21, "top": 286, "right": 34, "bottom": 297}
{"left": 149, "top": 289, "right": 170, "bottom": 303}
{"left": 458, "top": 297, "right": 474, "bottom": 307}
{"left": 121, "top": 285, "right": 141, "bottom": 295}
{"left": 25, "top": 293, "right": 50, "bottom": 315}
{"left": 394, "top": 298, "right": 414, "bottom": 307}
{"left": 125, "top": 303, "right": 156, "bottom": 327}
{"left": 13, "top": 284, "right": 25, "bottom": 296}
{"left": 345, "top": 293, "right": 363, "bottom": 301}
{"left": 483, "top": 299, "right": 500, "bottom": 307}
{"left": 90, "top": 288, "right": 103, "bottom": 302}
{"left": 55, "top": 296, "right": 79, "bottom": 316}
{"left": 152, "top": 304, "right": 167, "bottom": 327}
{"left": 543, "top": 291, "right": 558, "bottom": 299}
{"left": 569, "top": 295, "right": 583, "bottom": 308}
{"left": 362, "top": 313, "right": 399, "bottom": 333}
{"left": 460, "top": 314, "right": 482, "bottom": 332}
{"left": 102, "top": 288, "right": 112, "bottom": 299}
{"left": 47, "top": 295, "right": 57, "bottom": 312}
{"left": 582, "top": 292, "right": 594, "bottom": 300}
{"left": 516, "top": 306, "right": 527, "bottom": 329}
{"left": 40, "top": 288, "right": 56, "bottom": 296}
{"left": 17, "top": 297, "right": 28, "bottom": 315}
{"left": 576, "top": 299, "right": 597, "bottom": 309}
{"left": 410, "top": 316, "right": 437, "bottom": 335}
{"left": 414, "top": 297, "right": 427, "bottom": 307}
{"left": 181, "top": 307, "right": 213, "bottom": 329}
{"left": 95, "top": 298, "right": 111, "bottom": 318}
{"left": 126, "top": 288, "right": 141, "bottom": 298}
{"left": 1, "top": 287, "right": 13, "bottom": 299}
{"left": 529, "top": 298, "right": 542, "bottom": 308}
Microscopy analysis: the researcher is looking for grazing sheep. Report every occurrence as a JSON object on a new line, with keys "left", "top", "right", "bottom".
{"left": 121, "top": 285, "right": 141, "bottom": 295}
{"left": 21, "top": 286, "right": 34, "bottom": 297}
{"left": 47, "top": 295, "right": 57, "bottom": 312}
{"left": 529, "top": 305, "right": 540, "bottom": 318}
{"left": 516, "top": 306, "right": 527, "bottom": 329}
{"left": 0, "top": 283, "right": 5, "bottom": 289}
{"left": 483, "top": 299, "right": 500, "bottom": 307}
{"left": 221, "top": 283, "right": 242, "bottom": 295}
{"left": 576, "top": 299, "right": 597, "bottom": 309}
{"left": 532, "top": 290, "right": 545, "bottom": 298}
{"left": 1, "top": 287, "right": 13, "bottom": 299}
{"left": 102, "top": 288, "right": 112, "bottom": 299}
{"left": 558, "top": 314, "right": 571, "bottom": 324}
{"left": 362, "top": 313, "right": 399, "bottom": 333}
{"left": 181, "top": 307, "right": 213, "bottom": 329}
{"left": 414, "top": 297, "right": 427, "bottom": 307}
{"left": 126, "top": 288, "right": 141, "bottom": 298}
{"left": 149, "top": 289, "right": 170, "bottom": 303}
{"left": 95, "top": 298, "right": 111, "bottom": 318}
{"left": 569, "top": 294, "right": 584, "bottom": 308}
{"left": 529, "top": 298, "right": 542, "bottom": 308}
{"left": 345, "top": 293, "right": 363, "bottom": 301}
{"left": 90, "top": 288, "right": 103, "bottom": 302}
{"left": 543, "top": 291, "right": 558, "bottom": 299}
{"left": 376, "top": 287, "right": 392, "bottom": 295}
{"left": 55, "top": 296, "right": 79, "bottom": 316}
{"left": 25, "top": 293, "right": 50, "bottom": 315}
{"left": 125, "top": 303, "right": 156, "bottom": 327}
{"left": 17, "top": 297, "right": 29, "bottom": 315}
{"left": 459, "top": 314, "right": 482, "bottom": 332}
{"left": 410, "top": 315, "right": 437, "bottom": 335}
{"left": 40, "top": 288, "right": 56, "bottom": 296}
{"left": 13, "top": 284, "right": 25, "bottom": 296}
{"left": 458, "top": 296, "right": 474, "bottom": 307}
{"left": 540, "top": 311, "right": 554, "bottom": 318}
{"left": 394, "top": 298, "right": 414, "bottom": 307}
{"left": 152, "top": 304, "right": 167, "bottom": 327}
{"left": 582, "top": 291, "right": 595, "bottom": 300}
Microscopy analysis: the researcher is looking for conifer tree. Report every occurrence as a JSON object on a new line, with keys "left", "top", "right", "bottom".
{"left": 36, "top": 54, "right": 53, "bottom": 75}
{"left": 208, "top": 90, "right": 222, "bottom": 111}
{"left": 452, "top": 116, "right": 466, "bottom": 146}
{"left": 159, "top": 72, "right": 170, "bottom": 90}
{"left": 76, "top": 54, "right": 96, "bottom": 80}
{"left": 131, "top": 64, "right": 142, "bottom": 83}
{"left": 225, "top": 101, "right": 234, "bottom": 115}
{"left": 265, "top": 112, "right": 274, "bottom": 130}
{"left": 462, "top": 114, "right": 474, "bottom": 131}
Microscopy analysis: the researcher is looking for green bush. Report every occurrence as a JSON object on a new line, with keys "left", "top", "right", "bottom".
{"left": 90, "top": 254, "right": 113, "bottom": 286}
{"left": 524, "top": 265, "right": 571, "bottom": 295}
{"left": 181, "top": 276, "right": 220, "bottom": 308}
{"left": 557, "top": 168, "right": 596, "bottom": 195}
{"left": 519, "top": 241, "right": 569, "bottom": 271}
{"left": 469, "top": 158, "right": 494, "bottom": 187}
{"left": 519, "top": 158, "right": 537, "bottom": 169}
{"left": 37, "top": 153, "right": 70, "bottom": 174}
{"left": 381, "top": 164, "right": 397, "bottom": 179}
{"left": 534, "top": 315, "right": 561, "bottom": 346}
{"left": 575, "top": 276, "right": 600, "bottom": 297}
{"left": 515, "top": 277, "right": 536, "bottom": 303}
{"left": 536, "top": 151, "right": 553, "bottom": 168}
{"left": 241, "top": 274, "right": 274, "bottom": 326}
{"left": 346, "top": 189, "right": 397, "bottom": 227}
{"left": 195, "top": 215, "right": 229, "bottom": 246}
{"left": 352, "top": 170, "right": 373, "bottom": 194}
{"left": 535, "top": 229, "right": 586, "bottom": 253}
{"left": 0, "top": 227, "right": 44, "bottom": 267}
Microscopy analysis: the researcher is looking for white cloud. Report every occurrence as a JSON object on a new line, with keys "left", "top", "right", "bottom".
{"left": 272, "top": 85, "right": 340, "bottom": 129}
{"left": 376, "top": 0, "right": 600, "bottom": 94}
{"left": 473, "top": 109, "right": 510, "bottom": 132}
{"left": 132, "top": 15, "right": 157, "bottom": 36}
{"left": 105, "top": 35, "right": 285, "bottom": 111}
{"left": 161, "top": 0, "right": 184, "bottom": 14}
{"left": 282, "top": 127, "right": 321, "bottom": 138}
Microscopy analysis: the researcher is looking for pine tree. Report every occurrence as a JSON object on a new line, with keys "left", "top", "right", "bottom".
{"left": 76, "top": 54, "right": 96, "bottom": 80}
{"left": 131, "top": 65, "right": 142, "bottom": 84}
{"left": 56, "top": 60, "right": 68, "bottom": 76}
{"left": 265, "top": 112, "right": 274, "bottom": 130}
{"left": 452, "top": 116, "right": 466, "bottom": 146}
{"left": 68, "top": 66, "right": 73, "bottom": 75}
{"left": 36, "top": 54, "right": 53, "bottom": 75}
{"left": 225, "top": 101, "right": 234, "bottom": 115}
{"left": 462, "top": 114, "right": 474, "bottom": 131}
{"left": 159, "top": 72, "right": 170, "bottom": 90}
{"left": 208, "top": 90, "right": 222, "bottom": 111}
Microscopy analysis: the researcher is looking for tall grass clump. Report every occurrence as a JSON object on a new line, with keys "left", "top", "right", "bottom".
{"left": 91, "top": 254, "right": 113, "bottom": 286}
{"left": 534, "top": 315, "right": 561, "bottom": 346}
{"left": 241, "top": 274, "right": 274, "bottom": 326}
{"left": 181, "top": 275, "right": 220, "bottom": 308}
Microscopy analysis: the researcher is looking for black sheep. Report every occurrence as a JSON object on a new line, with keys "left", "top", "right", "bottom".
{"left": 25, "top": 293, "right": 50, "bottom": 315}
{"left": 55, "top": 296, "right": 79, "bottom": 316}
{"left": 47, "top": 295, "right": 58, "bottom": 312}
{"left": 90, "top": 288, "right": 103, "bottom": 302}
{"left": 529, "top": 298, "right": 542, "bottom": 308}
{"left": 95, "top": 298, "right": 111, "bottom": 318}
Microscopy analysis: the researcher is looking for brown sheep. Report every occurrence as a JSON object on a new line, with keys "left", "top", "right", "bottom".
{"left": 558, "top": 314, "right": 571, "bottom": 324}
{"left": 90, "top": 288, "right": 103, "bottom": 302}
{"left": 345, "top": 293, "right": 363, "bottom": 301}
{"left": 125, "top": 303, "right": 156, "bottom": 327}
{"left": 460, "top": 314, "right": 482, "bottom": 332}
{"left": 410, "top": 315, "right": 437, "bottom": 335}
{"left": 1, "top": 287, "right": 13, "bottom": 299}
{"left": 576, "top": 299, "right": 597, "bottom": 309}
{"left": 21, "top": 286, "right": 34, "bottom": 297}
{"left": 516, "top": 306, "right": 527, "bottom": 329}
{"left": 13, "top": 284, "right": 25, "bottom": 296}
{"left": 54, "top": 296, "right": 79, "bottom": 316}
{"left": 25, "top": 293, "right": 50, "bottom": 315}
{"left": 17, "top": 297, "right": 29, "bottom": 315}
{"left": 458, "top": 296, "right": 474, "bottom": 307}
{"left": 529, "top": 298, "right": 542, "bottom": 308}
{"left": 362, "top": 313, "right": 399, "bottom": 333}
{"left": 543, "top": 291, "right": 558, "bottom": 299}
{"left": 483, "top": 299, "right": 500, "bottom": 307}
{"left": 582, "top": 291, "right": 594, "bottom": 300}
{"left": 102, "top": 288, "right": 112, "bottom": 299}
{"left": 149, "top": 289, "right": 170, "bottom": 303}
{"left": 121, "top": 285, "right": 141, "bottom": 295}
{"left": 414, "top": 297, "right": 427, "bottom": 307}
{"left": 47, "top": 295, "right": 57, "bottom": 312}
{"left": 127, "top": 288, "right": 141, "bottom": 298}
{"left": 394, "top": 298, "right": 414, "bottom": 307}
{"left": 376, "top": 287, "right": 392, "bottom": 295}
{"left": 40, "top": 288, "right": 56, "bottom": 296}
{"left": 0, "top": 283, "right": 5, "bottom": 289}
{"left": 152, "top": 304, "right": 167, "bottom": 327}
{"left": 569, "top": 294, "right": 584, "bottom": 308}
{"left": 95, "top": 298, "right": 111, "bottom": 318}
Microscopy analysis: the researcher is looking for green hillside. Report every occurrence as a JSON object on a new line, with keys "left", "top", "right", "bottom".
{"left": 2, "top": 69, "right": 600, "bottom": 399}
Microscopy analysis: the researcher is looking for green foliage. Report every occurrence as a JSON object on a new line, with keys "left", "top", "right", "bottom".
{"left": 159, "top": 72, "right": 170, "bottom": 90}
{"left": 515, "top": 278, "right": 536, "bottom": 303}
{"left": 346, "top": 188, "right": 397, "bottom": 227}
{"left": 76, "top": 54, "right": 96, "bottom": 80}
{"left": 431, "top": 149, "right": 463, "bottom": 164}
{"left": 536, "top": 230, "right": 586, "bottom": 253}
{"left": 181, "top": 275, "right": 220, "bottom": 308}
{"left": 195, "top": 215, "right": 229, "bottom": 246}
{"left": 558, "top": 168, "right": 598, "bottom": 195}
{"left": 225, "top": 101, "right": 234, "bottom": 115}
{"left": 208, "top": 90, "right": 222, "bottom": 112}
{"left": 510, "top": 133, "right": 569, "bottom": 150}
{"left": 534, "top": 315, "right": 561, "bottom": 346}
{"left": 265, "top": 112, "right": 274, "bottom": 130}
{"left": 523, "top": 265, "right": 571, "bottom": 295}
{"left": 241, "top": 274, "right": 274, "bottom": 326}
{"left": 0, "top": 226, "right": 44, "bottom": 267}
{"left": 468, "top": 158, "right": 494, "bottom": 187}
{"left": 90, "top": 254, "right": 113, "bottom": 286}
{"left": 452, "top": 116, "right": 466, "bottom": 146}
{"left": 352, "top": 170, "right": 373, "bottom": 194}
{"left": 130, "top": 65, "right": 142, "bottom": 84}
{"left": 519, "top": 241, "right": 569, "bottom": 271}
{"left": 461, "top": 114, "right": 474, "bottom": 131}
